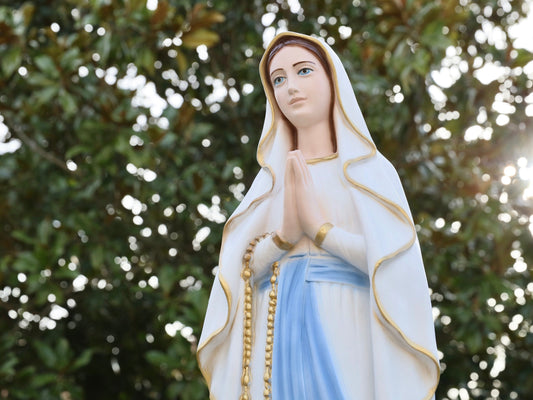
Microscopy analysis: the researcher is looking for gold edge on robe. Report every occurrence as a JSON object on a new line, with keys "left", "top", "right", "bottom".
{"left": 372, "top": 309, "right": 441, "bottom": 400}
{"left": 196, "top": 272, "right": 232, "bottom": 389}
{"left": 305, "top": 152, "right": 339, "bottom": 165}
{"left": 344, "top": 168, "right": 441, "bottom": 396}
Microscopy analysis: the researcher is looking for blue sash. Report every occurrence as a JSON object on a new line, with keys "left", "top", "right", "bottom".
{"left": 257, "top": 254, "right": 369, "bottom": 399}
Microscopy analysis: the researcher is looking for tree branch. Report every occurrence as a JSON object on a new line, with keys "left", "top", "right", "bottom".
{"left": 11, "top": 125, "right": 72, "bottom": 173}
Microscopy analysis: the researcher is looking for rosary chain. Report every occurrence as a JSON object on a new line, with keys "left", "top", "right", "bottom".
{"left": 239, "top": 233, "right": 280, "bottom": 400}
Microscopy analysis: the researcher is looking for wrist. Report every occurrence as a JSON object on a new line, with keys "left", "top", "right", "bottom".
{"left": 273, "top": 230, "right": 295, "bottom": 251}
{"left": 313, "top": 222, "right": 334, "bottom": 247}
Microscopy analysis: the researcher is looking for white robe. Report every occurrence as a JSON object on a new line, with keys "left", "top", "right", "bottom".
{"left": 250, "top": 155, "right": 374, "bottom": 398}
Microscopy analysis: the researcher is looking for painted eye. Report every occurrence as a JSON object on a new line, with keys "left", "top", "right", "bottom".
{"left": 273, "top": 76, "right": 285, "bottom": 86}
{"left": 298, "top": 67, "right": 313, "bottom": 76}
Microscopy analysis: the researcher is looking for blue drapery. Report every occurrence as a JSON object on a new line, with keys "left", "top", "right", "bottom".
{"left": 259, "top": 254, "right": 369, "bottom": 399}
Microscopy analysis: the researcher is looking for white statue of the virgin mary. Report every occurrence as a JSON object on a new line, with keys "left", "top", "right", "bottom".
{"left": 197, "top": 31, "right": 440, "bottom": 400}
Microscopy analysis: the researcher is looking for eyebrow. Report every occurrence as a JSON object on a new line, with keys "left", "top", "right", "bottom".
{"left": 270, "top": 60, "right": 317, "bottom": 78}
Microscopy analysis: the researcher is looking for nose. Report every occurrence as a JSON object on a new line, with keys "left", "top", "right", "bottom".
{"left": 287, "top": 77, "right": 298, "bottom": 95}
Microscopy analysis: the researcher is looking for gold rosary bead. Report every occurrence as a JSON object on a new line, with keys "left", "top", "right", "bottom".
{"left": 265, "top": 358, "right": 272, "bottom": 367}
{"left": 269, "top": 290, "right": 276, "bottom": 299}
{"left": 245, "top": 286, "right": 252, "bottom": 295}
{"left": 268, "top": 305, "right": 275, "bottom": 314}
{"left": 267, "top": 314, "right": 274, "bottom": 322}
{"left": 243, "top": 253, "right": 252, "bottom": 261}
{"left": 266, "top": 336, "right": 273, "bottom": 345}
{"left": 263, "top": 388, "right": 271, "bottom": 397}
{"left": 245, "top": 311, "right": 252, "bottom": 319}
{"left": 242, "top": 269, "right": 251, "bottom": 279}
{"left": 245, "top": 319, "right": 251, "bottom": 329}
{"left": 264, "top": 370, "right": 271, "bottom": 381}
{"left": 267, "top": 328, "right": 273, "bottom": 336}
{"left": 267, "top": 321, "right": 274, "bottom": 329}
{"left": 241, "top": 369, "right": 249, "bottom": 384}
{"left": 265, "top": 344, "right": 272, "bottom": 353}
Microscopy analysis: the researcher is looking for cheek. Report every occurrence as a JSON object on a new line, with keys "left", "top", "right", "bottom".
{"left": 308, "top": 79, "right": 331, "bottom": 109}
{"left": 318, "top": 79, "right": 332, "bottom": 103}
{"left": 274, "top": 90, "right": 288, "bottom": 112}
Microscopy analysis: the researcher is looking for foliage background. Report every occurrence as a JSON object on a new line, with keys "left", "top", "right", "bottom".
{"left": 0, "top": 0, "right": 532, "bottom": 399}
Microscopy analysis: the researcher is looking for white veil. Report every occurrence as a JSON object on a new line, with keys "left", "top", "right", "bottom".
{"left": 198, "top": 31, "right": 440, "bottom": 400}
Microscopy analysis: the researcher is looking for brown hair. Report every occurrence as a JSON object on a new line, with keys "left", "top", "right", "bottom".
{"left": 264, "top": 36, "right": 337, "bottom": 152}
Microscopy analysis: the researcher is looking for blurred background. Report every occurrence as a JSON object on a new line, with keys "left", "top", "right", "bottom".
{"left": 0, "top": 0, "right": 532, "bottom": 399}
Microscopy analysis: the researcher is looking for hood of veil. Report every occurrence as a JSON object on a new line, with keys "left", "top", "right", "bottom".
{"left": 198, "top": 32, "right": 440, "bottom": 400}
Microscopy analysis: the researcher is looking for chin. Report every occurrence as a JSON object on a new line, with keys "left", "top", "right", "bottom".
{"left": 286, "top": 111, "right": 312, "bottom": 125}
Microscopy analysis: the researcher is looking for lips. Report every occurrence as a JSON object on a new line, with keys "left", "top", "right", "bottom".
{"left": 289, "top": 97, "right": 305, "bottom": 105}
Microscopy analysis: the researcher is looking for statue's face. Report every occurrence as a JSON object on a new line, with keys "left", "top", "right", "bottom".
{"left": 268, "top": 45, "right": 332, "bottom": 132}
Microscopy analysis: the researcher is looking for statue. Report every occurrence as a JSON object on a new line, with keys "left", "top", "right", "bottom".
{"left": 197, "top": 31, "right": 440, "bottom": 399}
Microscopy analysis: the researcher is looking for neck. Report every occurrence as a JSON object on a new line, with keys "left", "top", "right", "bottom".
{"left": 296, "top": 120, "right": 334, "bottom": 159}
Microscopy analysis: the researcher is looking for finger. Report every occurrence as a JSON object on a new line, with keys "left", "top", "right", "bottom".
{"left": 284, "top": 155, "right": 293, "bottom": 180}
{"left": 299, "top": 152, "right": 313, "bottom": 183}
{"left": 294, "top": 151, "right": 312, "bottom": 186}
{"left": 284, "top": 162, "right": 295, "bottom": 207}
{"left": 295, "top": 150, "right": 311, "bottom": 183}
{"left": 290, "top": 155, "right": 305, "bottom": 188}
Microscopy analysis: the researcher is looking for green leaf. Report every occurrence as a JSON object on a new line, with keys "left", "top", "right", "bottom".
{"left": 25, "top": 71, "right": 54, "bottom": 86}
{"left": 90, "top": 246, "right": 104, "bottom": 270}
{"left": 145, "top": 350, "right": 168, "bottom": 366}
{"left": 31, "top": 373, "right": 58, "bottom": 388}
{"left": 12, "top": 230, "right": 36, "bottom": 245}
{"left": 159, "top": 265, "right": 178, "bottom": 295}
{"left": 37, "top": 220, "right": 52, "bottom": 244}
{"left": 34, "top": 54, "right": 58, "bottom": 77}
{"left": 137, "top": 47, "right": 155, "bottom": 74}
{"left": 0, "top": 354, "right": 18, "bottom": 376}
{"left": 13, "top": 252, "right": 39, "bottom": 272}
{"left": 97, "top": 33, "right": 112, "bottom": 64}
{"left": 59, "top": 47, "right": 83, "bottom": 71}
{"left": 181, "top": 28, "right": 220, "bottom": 49}
{"left": 33, "top": 341, "right": 58, "bottom": 369}
{"left": 65, "top": 144, "right": 92, "bottom": 159}
{"left": 413, "top": 49, "right": 431, "bottom": 75}
{"left": 71, "top": 349, "right": 93, "bottom": 370}
{"left": 176, "top": 51, "right": 188, "bottom": 76}
{"left": 58, "top": 90, "right": 77, "bottom": 116}
{"left": 1, "top": 46, "right": 22, "bottom": 77}
{"left": 34, "top": 86, "right": 59, "bottom": 107}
